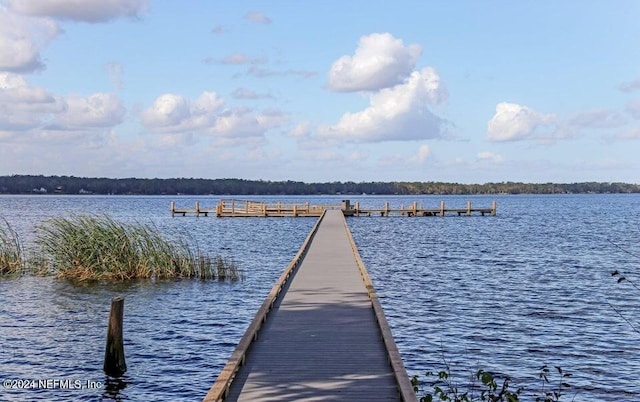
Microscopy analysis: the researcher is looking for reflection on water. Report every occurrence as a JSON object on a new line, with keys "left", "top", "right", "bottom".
{"left": 1, "top": 194, "right": 640, "bottom": 401}
{"left": 102, "top": 376, "right": 129, "bottom": 401}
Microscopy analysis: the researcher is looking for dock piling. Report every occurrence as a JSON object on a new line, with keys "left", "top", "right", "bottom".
{"left": 104, "top": 296, "right": 127, "bottom": 377}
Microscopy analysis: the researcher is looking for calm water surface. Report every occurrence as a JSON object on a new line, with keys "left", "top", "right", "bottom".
{"left": 1, "top": 194, "right": 639, "bottom": 401}
{"left": 351, "top": 194, "right": 640, "bottom": 401}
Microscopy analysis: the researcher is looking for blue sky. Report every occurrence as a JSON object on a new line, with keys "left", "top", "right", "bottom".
{"left": 1, "top": 1, "right": 639, "bottom": 183}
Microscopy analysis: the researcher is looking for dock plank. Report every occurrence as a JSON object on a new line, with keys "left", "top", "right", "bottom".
{"left": 220, "top": 210, "right": 408, "bottom": 401}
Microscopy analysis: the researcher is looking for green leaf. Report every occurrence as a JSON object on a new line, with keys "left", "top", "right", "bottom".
{"left": 481, "top": 371, "right": 494, "bottom": 385}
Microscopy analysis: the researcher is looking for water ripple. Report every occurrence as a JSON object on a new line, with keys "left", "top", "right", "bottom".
{"left": 2, "top": 194, "right": 640, "bottom": 401}
{"left": 350, "top": 194, "right": 640, "bottom": 402}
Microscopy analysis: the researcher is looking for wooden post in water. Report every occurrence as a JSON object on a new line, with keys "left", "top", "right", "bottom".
{"left": 195, "top": 201, "right": 200, "bottom": 217}
{"left": 440, "top": 200, "right": 446, "bottom": 217}
{"left": 170, "top": 201, "right": 175, "bottom": 217}
{"left": 467, "top": 201, "right": 472, "bottom": 216}
{"left": 492, "top": 201, "right": 497, "bottom": 216}
{"left": 104, "top": 296, "right": 126, "bottom": 377}
{"left": 384, "top": 201, "right": 389, "bottom": 216}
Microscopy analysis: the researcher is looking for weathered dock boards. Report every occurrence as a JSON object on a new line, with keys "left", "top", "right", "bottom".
{"left": 170, "top": 200, "right": 331, "bottom": 217}
{"left": 204, "top": 210, "right": 416, "bottom": 402}
{"left": 344, "top": 200, "right": 496, "bottom": 217}
{"left": 171, "top": 199, "right": 497, "bottom": 218}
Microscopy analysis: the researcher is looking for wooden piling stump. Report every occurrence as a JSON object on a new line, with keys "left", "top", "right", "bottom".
{"left": 104, "top": 296, "right": 127, "bottom": 377}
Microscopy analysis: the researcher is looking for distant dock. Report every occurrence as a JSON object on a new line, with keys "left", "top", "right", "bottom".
{"left": 171, "top": 199, "right": 497, "bottom": 217}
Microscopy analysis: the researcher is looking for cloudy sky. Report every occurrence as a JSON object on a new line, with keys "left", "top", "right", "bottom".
{"left": 1, "top": 1, "right": 639, "bottom": 183}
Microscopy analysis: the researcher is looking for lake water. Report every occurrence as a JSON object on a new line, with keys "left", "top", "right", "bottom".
{"left": 1, "top": 194, "right": 639, "bottom": 401}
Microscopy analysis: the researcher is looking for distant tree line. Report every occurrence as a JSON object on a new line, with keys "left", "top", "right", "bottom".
{"left": 0, "top": 175, "right": 638, "bottom": 195}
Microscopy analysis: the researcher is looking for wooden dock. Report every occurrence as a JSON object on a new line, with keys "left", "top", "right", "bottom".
{"left": 203, "top": 210, "right": 416, "bottom": 402}
{"left": 171, "top": 199, "right": 496, "bottom": 218}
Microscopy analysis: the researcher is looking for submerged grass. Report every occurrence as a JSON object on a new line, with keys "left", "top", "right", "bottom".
{"left": 0, "top": 218, "right": 24, "bottom": 275}
{"left": 34, "top": 215, "right": 244, "bottom": 282}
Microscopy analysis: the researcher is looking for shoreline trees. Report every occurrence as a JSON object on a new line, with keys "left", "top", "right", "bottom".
{"left": 0, "top": 175, "right": 639, "bottom": 195}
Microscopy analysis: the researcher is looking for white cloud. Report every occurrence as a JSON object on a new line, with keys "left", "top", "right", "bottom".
{"left": 0, "top": 8, "right": 60, "bottom": 73}
{"left": 141, "top": 91, "right": 284, "bottom": 141}
{"left": 7, "top": 0, "right": 149, "bottom": 23}
{"left": 50, "top": 93, "right": 126, "bottom": 129}
{"left": 210, "top": 108, "right": 264, "bottom": 138}
{"left": 487, "top": 102, "right": 556, "bottom": 142}
{"left": 489, "top": 104, "right": 636, "bottom": 145}
{"left": 528, "top": 108, "right": 630, "bottom": 145}
{"left": 328, "top": 33, "right": 422, "bottom": 92}
{"left": 141, "top": 94, "right": 191, "bottom": 128}
{"left": 397, "top": 144, "right": 431, "bottom": 165}
{"left": 476, "top": 151, "right": 504, "bottom": 163}
{"left": 0, "top": 73, "right": 61, "bottom": 130}
{"left": 288, "top": 122, "right": 311, "bottom": 138}
{"left": 319, "top": 67, "right": 448, "bottom": 142}
{"left": 1, "top": 1, "right": 143, "bottom": 74}
{"left": 141, "top": 92, "right": 224, "bottom": 130}
{"left": 0, "top": 73, "right": 125, "bottom": 144}
{"left": 244, "top": 11, "right": 271, "bottom": 24}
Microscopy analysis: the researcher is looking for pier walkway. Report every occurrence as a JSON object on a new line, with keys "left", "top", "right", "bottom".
{"left": 204, "top": 210, "right": 416, "bottom": 401}
{"left": 171, "top": 199, "right": 496, "bottom": 218}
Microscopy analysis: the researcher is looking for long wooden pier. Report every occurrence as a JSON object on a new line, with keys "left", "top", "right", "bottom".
{"left": 171, "top": 199, "right": 496, "bottom": 218}
{"left": 203, "top": 210, "right": 416, "bottom": 401}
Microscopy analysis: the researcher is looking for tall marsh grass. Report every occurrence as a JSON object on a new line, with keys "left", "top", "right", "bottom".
{"left": 0, "top": 218, "right": 24, "bottom": 275}
{"left": 34, "top": 215, "right": 243, "bottom": 282}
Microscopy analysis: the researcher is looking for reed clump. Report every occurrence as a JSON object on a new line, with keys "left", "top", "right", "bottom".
{"left": 0, "top": 218, "right": 24, "bottom": 275}
{"left": 35, "top": 215, "right": 243, "bottom": 282}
